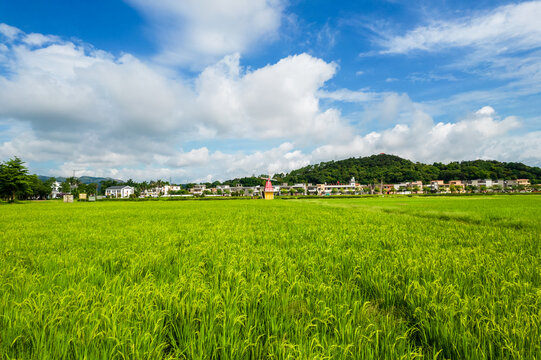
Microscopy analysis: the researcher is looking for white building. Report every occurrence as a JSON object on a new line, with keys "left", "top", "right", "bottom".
{"left": 105, "top": 186, "right": 134, "bottom": 198}
{"left": 506, "top": 179, "right": 530, "bottom": 188}
{"left": 159, "top": 185, "right": 182, "bottom": 195}
{"left": 465, "top": 179, "right": 493, "bottom": 188}
{"left": 190, "top": 184, "right": 207, "bottom": 195}
{"left": 318, "top": 177, "right": 358, "bottom": 195}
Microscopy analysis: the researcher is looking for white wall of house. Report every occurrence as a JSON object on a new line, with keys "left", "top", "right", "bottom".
{"left": 105, "top": 186, "right": 134, "bottom": 198}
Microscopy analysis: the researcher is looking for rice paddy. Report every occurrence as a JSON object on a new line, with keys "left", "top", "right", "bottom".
{"left": 1, "top": 196, "right": 540, "bottom": 359}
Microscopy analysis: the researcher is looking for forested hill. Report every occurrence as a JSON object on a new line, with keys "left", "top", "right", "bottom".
{"left": 281, "top": 154, "right": 541, "bottom": 185}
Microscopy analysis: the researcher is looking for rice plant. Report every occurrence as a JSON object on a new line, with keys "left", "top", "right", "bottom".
{"left": 0, "top": 195, "right": 540, "bottom": 359}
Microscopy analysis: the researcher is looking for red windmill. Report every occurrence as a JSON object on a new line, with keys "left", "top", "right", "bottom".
{"left": 260, "top": 175, "right": 277, "bottom": 200}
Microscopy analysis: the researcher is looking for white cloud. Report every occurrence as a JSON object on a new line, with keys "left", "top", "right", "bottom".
{"left": 0, "top": 25, "right": 354, "bottom": 180}
{"left": 0, "top": 41, "right": 193, "bottom": 138}
{"left": 379, "top": 1, "right": 541, "bottom": 54}
{"left": 476, "top": 105, "right": 495, "bottom": 117}
{"left": 193, "top": 52, "right": 350, "bottom": 141}
{"left": 1, "top": 24, "right": 539, "bottom": 182}
{"left": 22, "top": 33, "right": 60, "bottom": 47}
{"left": 1, "top": 26, "right": 348, "bottom": 144}
{"left": 167, "top": 148, "right": 210, "bottom": 168}
{"left": 125, "top": 0, "right": 285, "bottom": 67}
{"left": 2, "top": 91, "right": 538, "bottom": 181}
{"left": 318, "top": 89, "right": 376, "bottom": 103}
{"left": 311, "top": 105, "right": 524, "bottom": 165}
{"left": 0, "top": 23, "right": 21, "bottom": 40}
{"left": 371, "top": 2, "right": 541, "bottom": 122}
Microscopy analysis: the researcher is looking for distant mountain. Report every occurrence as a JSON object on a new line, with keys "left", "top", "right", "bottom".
{"left": 37, "top": 175, "right": 120, "bottom": 184}
{"left": 282, "top": 154, "right": 541, "bottom": 185}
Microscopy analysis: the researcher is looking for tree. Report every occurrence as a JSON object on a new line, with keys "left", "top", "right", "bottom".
{"left": 26, "top": 175, "right": 51, "bottom": 200}
{"left": 65, "top": 176, "right": 80, "bottom": 192}
{"left": 87, "top": 183, "right": 98, "bottom": 196}
{"left": 0, "top": 157, "right": 31, "bottom": 201}
{"left": 72, "top": 187, "right": 81, "bottom": 199}
{"left": 60, "top": 181, "right": 71, "bottom": 194}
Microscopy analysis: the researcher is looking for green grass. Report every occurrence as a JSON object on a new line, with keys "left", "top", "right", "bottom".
{"left": 0, "top": 196, "right": 540, "bottom": 359}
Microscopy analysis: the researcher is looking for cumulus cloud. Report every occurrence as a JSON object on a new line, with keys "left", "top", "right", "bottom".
{"left": 125, "top": 0, "right": 285, "bottom": 67}
{"left": 311, "top": 105, "right": 523, "bottom": 165}
{"left": 166, "top": 105, "right": 534, "bottom": 181}
{"left": 0, "top": 24, "right": 352, "bottom": 179}
{"left": 0, "top": 34, "right": 194, "bottom": 140}
{"left": 194, "top": 52, "right": 350, "bottom": 141}
{"left": 0, "top": 24, "right": 539, "bottom": 182}
{"left": 0, "top": 24, "right": 347, "bottom": 140}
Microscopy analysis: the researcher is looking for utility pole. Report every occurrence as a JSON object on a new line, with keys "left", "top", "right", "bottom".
{"left": 72, "top": 169, "right": 83, "bottom": 181}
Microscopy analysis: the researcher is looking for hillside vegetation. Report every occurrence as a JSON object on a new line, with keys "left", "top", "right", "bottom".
{"left": 280, "top": 154, "right": 541, "bottom": 185}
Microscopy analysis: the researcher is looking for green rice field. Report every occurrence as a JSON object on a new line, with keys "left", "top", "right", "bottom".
{"left": 1, "top": 196, "right": 540, "bottom": 359}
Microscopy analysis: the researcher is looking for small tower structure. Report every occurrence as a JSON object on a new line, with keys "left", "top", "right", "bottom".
{"left": 261, "top": 176, "right": 277, "bottom": 200}
{"left": 264, "top": 179, "right": 274, "bottom": 200}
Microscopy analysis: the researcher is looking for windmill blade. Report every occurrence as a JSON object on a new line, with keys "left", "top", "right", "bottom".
{"left": 260, "top": 174, "right": 278, "bottom": 182}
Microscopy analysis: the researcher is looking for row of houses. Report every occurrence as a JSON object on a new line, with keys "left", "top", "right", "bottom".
{"left": 426, "top": 179, "right": 530, "bottom": 193}
{"left": 103, "top": 177, "right": 533, "bottom": 198}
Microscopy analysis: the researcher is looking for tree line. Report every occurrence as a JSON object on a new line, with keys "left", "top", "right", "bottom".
{"left": 0, "top": 157, "right": 55, "bottom": 201}
{"left": 2, "top": 154, "right": 540, "bottom": 202}
{"left": 0, "top": 157, "right": 101, "bottom": 202}
{"left": 282, "top": 154, "right": 541, "bottom": 185}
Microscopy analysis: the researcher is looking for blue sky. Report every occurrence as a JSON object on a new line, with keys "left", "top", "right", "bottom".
{"left": 0, "top": 0, "right": 540, "bottom": 182}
